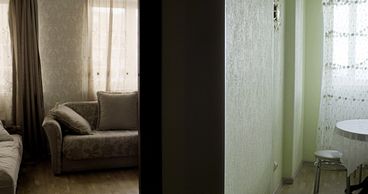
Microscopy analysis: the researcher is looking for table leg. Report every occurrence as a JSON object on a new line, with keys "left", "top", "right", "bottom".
{"left": 350, "top": 176, "right": 368, "bottom": 192}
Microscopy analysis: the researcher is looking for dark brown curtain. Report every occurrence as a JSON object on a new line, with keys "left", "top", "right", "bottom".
{"left": 8, "top": 0, "right": 47, "bottom": 160}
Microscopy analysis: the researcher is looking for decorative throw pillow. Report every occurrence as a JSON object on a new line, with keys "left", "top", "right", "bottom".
{"left": 51, "top": 104, "right": 92, "bottom": 135}
{"left": 0, "top": 121, "right": 13, "bottom": 141}
{"left": 97, "top": 91, "right": 138, "bottom": 130}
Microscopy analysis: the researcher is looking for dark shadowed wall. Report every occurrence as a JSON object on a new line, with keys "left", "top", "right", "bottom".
{"left": 161, "top": 0, "right": 225, "bottom": 193}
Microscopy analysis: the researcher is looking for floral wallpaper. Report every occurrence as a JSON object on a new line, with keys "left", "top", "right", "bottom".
{"left": 38, "top": 0, "right": 88, "bottom": 112}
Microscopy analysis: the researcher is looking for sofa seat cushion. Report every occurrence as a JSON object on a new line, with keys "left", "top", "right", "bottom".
{"left": 0, "top": 134, "right": 23, "bottom": 194}
{"left": 62, "top": 130, "right": 138, "bottom": 160}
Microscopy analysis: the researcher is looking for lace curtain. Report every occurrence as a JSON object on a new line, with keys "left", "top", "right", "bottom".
{"left": 317, "top": 0, "right": 368, "bottom": 149}
{"left": 0, "top": 0, "right": 12, "bottom": 122}
{"left": 86, "top": 0, "right": 138, "bottom": 99}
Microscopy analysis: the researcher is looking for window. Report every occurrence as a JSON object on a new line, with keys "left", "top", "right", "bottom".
{"left": 318, "top": 1, "right": 368, "bottom": 149}
{"left": 325, "top": 2, "right": 368, "bottom": 87}
{"left": 0, "top": 0, "right": 12, "bottom": 121}
{"left": 88, "top": 0, "right": 138, "bottom": 98}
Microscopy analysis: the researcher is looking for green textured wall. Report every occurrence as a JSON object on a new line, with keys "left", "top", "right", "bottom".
{"left": 303, "top": 0, "right": 323, "bottom": 162}
{"left": 225, "top": 0, "right": 318, "bottom": 192}
{"left": 272, "top": 0, "right": 285, "bottom": 191}
{"left": 282, "top": 0, "right": 305, "bottom": 180}
{"left": 292, "top": 0, "right": 305, "bottom": 178}
{"left": 225, "top": 0, "right": 273, "bottom": 193}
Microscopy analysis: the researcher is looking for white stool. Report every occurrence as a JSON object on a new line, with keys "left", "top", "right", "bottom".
{"left": 313, "top": 150, "right": 345, "bottom": 194}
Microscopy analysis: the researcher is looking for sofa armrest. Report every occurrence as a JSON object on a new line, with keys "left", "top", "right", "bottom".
{"left": 42, "top": 116, "right": 63, "bottom": 174}
{"left": 5, "top": 125, "right": 23, "bottom": 136}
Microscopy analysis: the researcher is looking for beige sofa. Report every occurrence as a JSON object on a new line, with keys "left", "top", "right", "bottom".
{"left": 42, "top": 101, "right": 138, "bottom": 174}
{"left": 0, "top": 134, "right": 23, "bottom": 194}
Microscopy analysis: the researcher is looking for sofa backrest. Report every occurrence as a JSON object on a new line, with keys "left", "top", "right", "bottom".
{"left": 63, "top": 101, "right": 98, "bottom": 129}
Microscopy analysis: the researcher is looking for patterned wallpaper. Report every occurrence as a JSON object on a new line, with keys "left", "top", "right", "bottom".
{"left": 225, "top": 0, "right": 274, "bottom": 193}
{"left": 38, "top": 0, "right": 88, "bottom": 112}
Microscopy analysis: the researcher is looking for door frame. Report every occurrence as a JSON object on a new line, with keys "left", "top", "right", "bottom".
{"left": 138, "top": 0, "right": 163, "bottom": 193}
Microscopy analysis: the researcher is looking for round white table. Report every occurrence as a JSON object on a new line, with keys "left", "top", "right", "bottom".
{"left": 334, "top": 119, "right": 368, "bottom": 174}
{"left": 336, "top": 119, "right": 368, "bottom": 142}
{"left": 333, "top": 119, "right": 368, "bottom": 193}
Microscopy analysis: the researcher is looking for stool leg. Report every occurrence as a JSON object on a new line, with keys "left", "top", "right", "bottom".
{"left": 346, "top": 172, "right": 351, "bottom": 194}
{"left": 360, "top": 164, "right": 363, "bottom": 183}
{"left": 314, "top": 159, "right": 321, "bottom": 194}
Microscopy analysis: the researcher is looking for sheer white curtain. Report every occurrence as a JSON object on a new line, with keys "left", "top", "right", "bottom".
{"left": 0, "top": 0, "right": 12, "bottom": 122}
{"left": 86, "top": 0, "right": 138, "bottom": 99}
{"left": 318, "top": 0, "right": 368, "bottom": 149}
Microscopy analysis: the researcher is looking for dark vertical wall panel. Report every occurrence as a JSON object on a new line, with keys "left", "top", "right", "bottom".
{"left": 162, "top": 0, "right": 225, "bottom": 193}
{"left": 139, "top": 0, "right": 162, "bottom": 193}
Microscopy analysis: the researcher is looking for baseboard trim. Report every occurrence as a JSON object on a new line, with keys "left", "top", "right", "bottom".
{"left": 303, "top": 161, "right": 315, "bottom": 166}
{"left": 282, "top": 160, "right": 309, "bottom": 185}
{"left": 272, "top": 180, "right": 283, "bottom": 194}
{"left": 282, "top": 177, "right": 294, "bottom": 184}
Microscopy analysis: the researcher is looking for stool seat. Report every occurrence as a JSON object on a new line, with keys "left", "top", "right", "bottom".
{"left": 313, "top": 149, "right": 346, "bottom": 194}
{"left": 314, "top": 150, "right": 342, "bottom": 161}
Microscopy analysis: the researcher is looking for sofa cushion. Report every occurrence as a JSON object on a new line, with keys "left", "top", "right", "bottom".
{"left": 51, "top": 105, "right": 92, "bottom": 135}
{"left": 64, "top": 101, "right": 98, "bottom": 129}
{"left": 97, "top": 91, "right": 138, "bottom": 130}
{"left": 0, "top": 135, "right": 22, "bottom": 194}
{"left": 62, "top": 130, "right": 138, "bottom": 160}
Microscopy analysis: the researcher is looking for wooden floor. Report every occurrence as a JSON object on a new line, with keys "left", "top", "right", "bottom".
{"left": 279, "top": 163, "right": 367, "bottom": 194}
{"left": 17, "top": 161, "right": 139, "bottom": 194}
{"left": 18, "top": 161, "right": 367, "bottom": 194}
